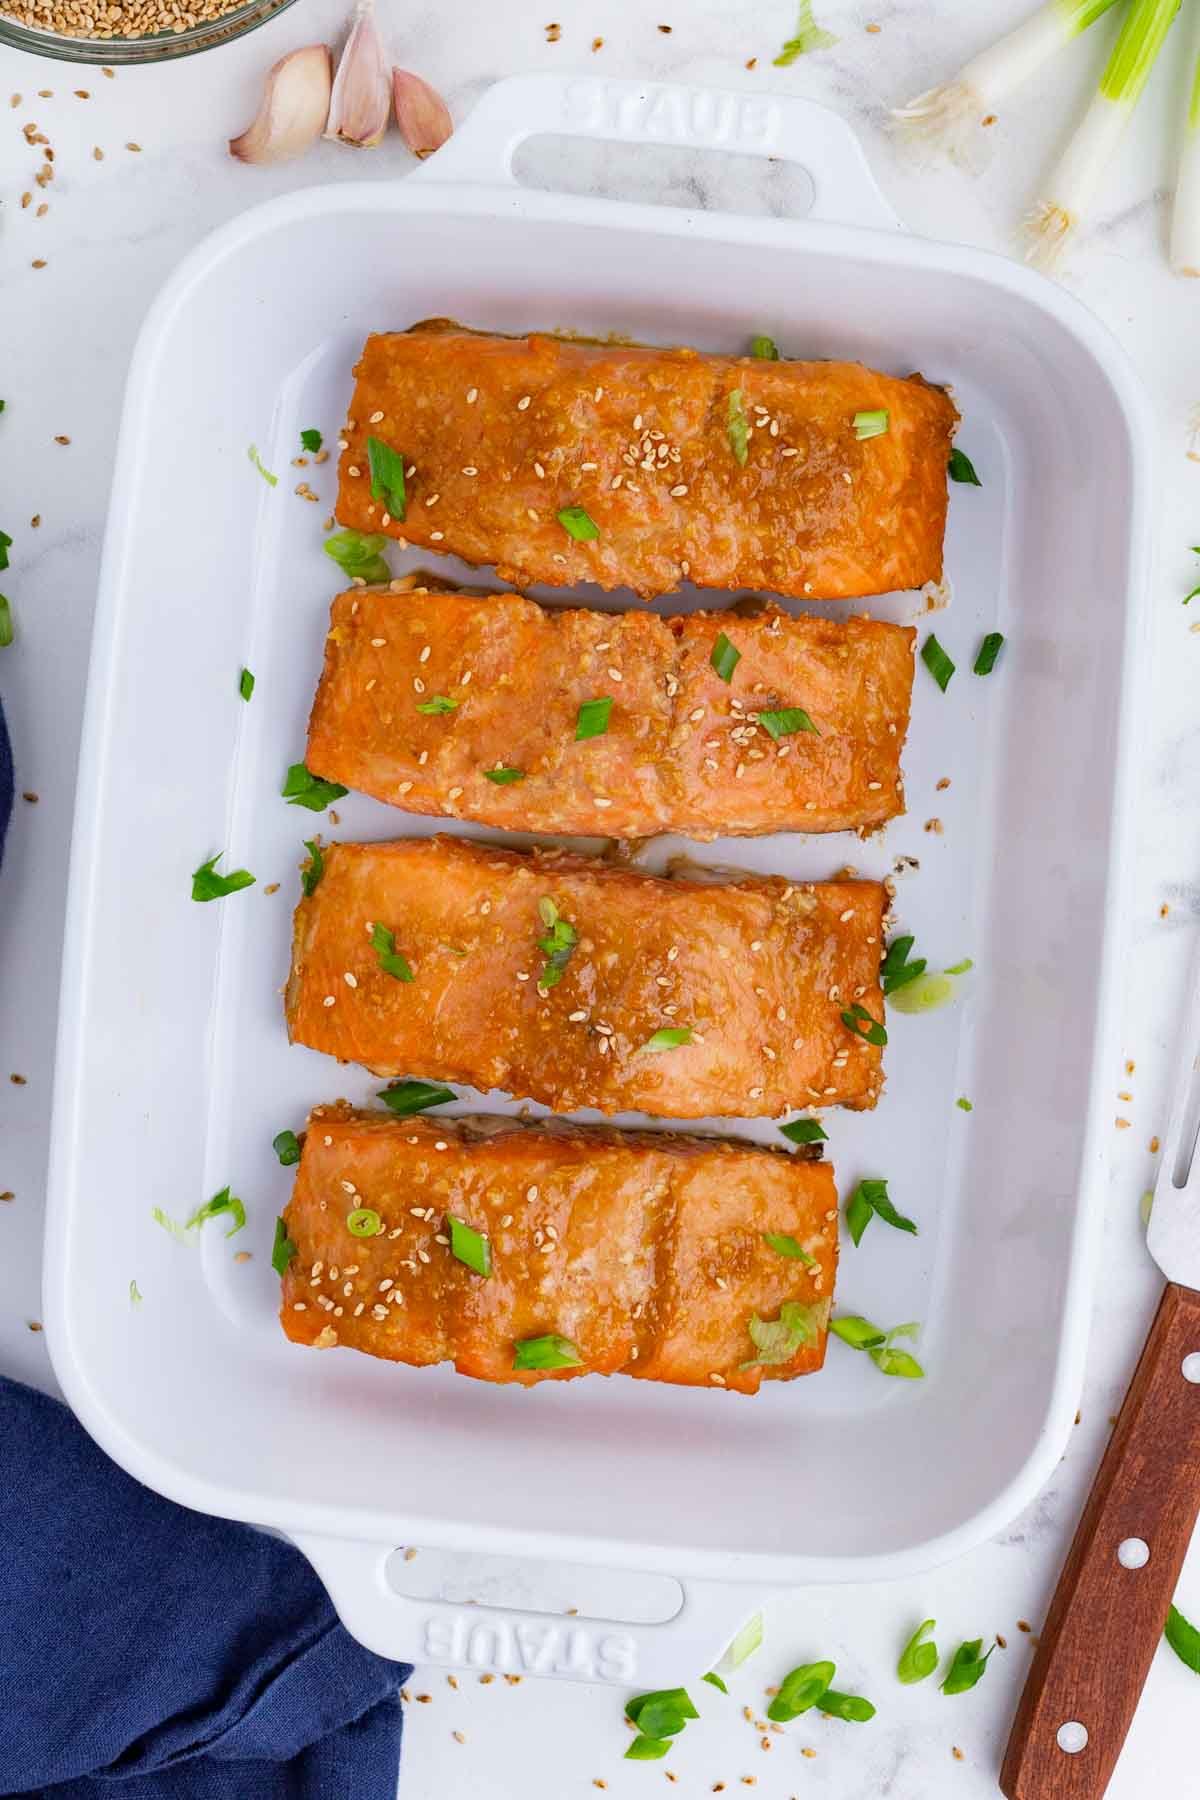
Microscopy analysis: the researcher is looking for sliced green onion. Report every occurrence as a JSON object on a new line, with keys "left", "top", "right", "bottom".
{"left": 626, "top": 1689, "right": 699, "bottom": 1737}
{"left": 942, "top": 1638, "right": 994, "bottom": 1695}
{"left": 898, "top": 1619, "right": 939, "bottom": 1685}
{"left": 366, "top": 436, "right": 407, "bottom": 520}
{"left": 129, "top": 1279, "right": 143, "bottom": 1305}
{"left": 378, "top": 1079, "right": 455, "bottom": 1115}
{"left": 1141, "top": 1188, "right": 1155, "bottom": 1227}
{"left": 768, "top": 1661, "right": 835, "bottom": 1722}
{"left": 513, "top": 1333, "right": 582, "bottom": 1371}
{"left": 711, "top": 632, "right": 741, "bottom": 682}
{"left": 247, "top": 443, "right": 277, "bottom": 487}
{"left": 948, "top": 447, "right": 982, "bottom": 486}
{"left": 300, "top": 427, "right": 323, "bottom": 453}
{"left": 741, "top": 1299, "right": 820, "bottom": 1368}
{"left": 841, "top": 1002, "right": 887, "bottom": 1047}
{"left": 273, "top": 1129, "right": 301, "bottom": 1167}
{"left": 0, "top": 528, "right": 12, "bottom": 571}
{"left": 448, "top": 1214, "right": 492, "bottom": 1277}
{"left": 853, "top": 409, "right": 889, "bottom": 440}
{"left": 819, "top": 1689, "right": 876, "bottom": 1723}
{"left": 238, "top": 667, "right": 255, "bottom": 702}
{"left": 750, "top": 334, "right": 779, "bottom": 360}
{"left": 758, "top": 706, "right": 819, "bottom": 740}
{"left": 944, "top": 957, "right": 974, "bottom": 976}
{"left": 347, "top": 1207, "right": 382, "bottom": 1237}
{"left": 1166, "top": 1603, "right": 1200, "bottom": 1673}
{"left": 191, "top": 853, "right": 255, "bottom": 902}
{"left": 640, "top": 1027, "right": 692, "bottom": 1052}
{"left": 575, "top": 696, "right": 612, "bottom": 740}
{"left": 536, "top": 896, "right": 578, "bottom": 990}
{"left": 774, "top": 0, "right": 837, "bottom": 64}
{"left": 372, "top": 921, "right": 414, "bottom": 982}
{"left": 187, "top": 1186, "right": 246, "bottom": 1237}
{"left": 301, "top": 839, "right": 325, "bottom": 898}
{"left": 417, "top": 694, "right": 458, "bottom": 715}
{"left": 702, "top": 1671, "right": 728, "bottom": 1694}
{"left": 830, "top": 1315, "right": 887, "bottom": 1350}
{"left": 846, "top": 1177, "right": 918, "bottom": 1248}
{"left": 281, "top": 763, "right": 348, "bottom": 812}
{"left": 780, "top": 1117, "right": 827, "bottom": 1146}
{"left": 956, "top": 1096, "right": 973, "bottom": 1113}
{"left": 0, "top": 596, "right": 12, "bottom": 649}
{"left": 1026, "top": 0, "right": 1181, "bottom": 272}
{"left": 558, "top": 505, "right": 599, "bottom": 541}
{"left": 921, "top": 633, "right": 955, "bottom": 692}
{"left": 727, "top": 389, "right": 749, "bottom": 466}
{"left": 893, "top": 0, "right": 1123, "bottom": 159}
{"left": 763, "top": 1231, "right": 816, "bottom": 1265}
{"left": 888, "top": 972, "right": 956, "bottom": 1014}
{"left": 881, "top": 934, "right": 927, "bottom": 995}
{"left": 151, "top": 1206, "right": 187, "bottom": 1241}
{"left": 324, "top": 529, "right": 391, "bottom": 584}
{"left": 722, "top": 1611, "right": 764, "bottom": 1670}
{"left": 484, "top": 766, "right": 525, "bottom": 784}
{"left": 973, "top": 632, "right": 1004, "bottom": 675}
{"left": 834, "top": 1315, "right": 926, "bottom": 1378}
{"left": 624, "top": 1736, "right": 670, "bottom": 1761}
{"left": 272, "top": 1216, "right": 298, "bottom": 1275}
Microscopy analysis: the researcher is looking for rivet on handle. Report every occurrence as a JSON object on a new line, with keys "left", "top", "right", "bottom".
{"left": 1181, "top": 1352, "right": 1200, "bottom": 1383}
{"left": 1057, "top": 1721, "right": 1089, "bottom": 1755}
{"left": 1117, "top": 1537, "right": 1150, "bottom": 1569}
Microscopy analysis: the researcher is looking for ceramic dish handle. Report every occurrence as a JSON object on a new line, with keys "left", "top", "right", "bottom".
{"left": 414, "top": 72, "right": 900, "bottom": 232}
{"left": 293, "top": 1530, "right": 765, "bottom": 1687}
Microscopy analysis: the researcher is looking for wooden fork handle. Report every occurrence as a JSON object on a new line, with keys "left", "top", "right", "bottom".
{"left": 1000, "top": 1281, "right": 1200, "bottom": 1799}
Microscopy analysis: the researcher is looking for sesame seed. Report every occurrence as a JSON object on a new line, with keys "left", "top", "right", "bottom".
{"left": 462, "top": 466, "right": 478, "bottom": 476}
{"left": 670, "top": 484, "right": 688, "bottom": 497}
{"left": 534, "top": 461, "right": 545, "bottom": 479}
{"left": 517, "top": 395, "right": 531, "bottom": 410}
{"left": 594, "top": 796, "right": 612, "bottom": 807}
{"left": 369, "top": 410, "right": 384, "bottom": 423}
{"left": 709, "top": 1372, "right": 726, "bottom": 1385}
{"left": 467, "top": 387, "right": 478, "bottom": 403}
{"left": 343, "top": 971, "right": 357, "bottom": 988}
{"left": 430, "top": 532, "right": 444, "bottom": 541}
{"left": 322, "top": 995, "right": 336, "bottom": 1008}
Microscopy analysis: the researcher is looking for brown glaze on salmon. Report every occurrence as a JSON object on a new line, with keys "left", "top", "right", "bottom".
{"left": 285, "top": 836, "right": 887, "bottom": 1118}
{"left": 280, "top": 1107, "right": 837, "bottom": 1392}
{"left": 306, "top": 588, "right": 914, "bottom": 839}
{"left": 335, "top": 325, "right": 958, "bottom": 601}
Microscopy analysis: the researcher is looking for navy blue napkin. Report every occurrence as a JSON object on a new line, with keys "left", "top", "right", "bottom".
{"left": 0, "top": 1378, "right": 412, "bottom": 1799}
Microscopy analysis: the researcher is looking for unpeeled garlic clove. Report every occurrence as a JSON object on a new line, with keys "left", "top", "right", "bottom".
{"left": 229, "top": 45, "right": 333, "bottom": 165}
{"left": 392, "top": 69, "right": 453, "bottom": 160}
{"left": 325, "top": 0, "right": 391, "bottom": 149}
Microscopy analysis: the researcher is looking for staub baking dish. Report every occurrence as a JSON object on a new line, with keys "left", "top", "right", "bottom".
{"left": 43, "top": 75, "right": 1150, "bottom": 1686}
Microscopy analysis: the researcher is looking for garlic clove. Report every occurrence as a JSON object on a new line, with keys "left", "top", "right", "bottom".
{"left": 392, "top": 68, "right": 453, "bottom": 160}
{"left": 229, "top": 45, "right": 333, "bottom": 166}
{"left": 325, "top": 0, "right": 391, "bottom": 149}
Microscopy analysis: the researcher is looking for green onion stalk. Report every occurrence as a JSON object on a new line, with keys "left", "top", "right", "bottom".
{"left": 1025, "top": 0, "right": 1182, "bottom": 270}
{"left": 893, "top": 0, "right": 1123, "bottom": 161}
{"left": 1171, "top": 4, "right": 1200, "bottom": 275}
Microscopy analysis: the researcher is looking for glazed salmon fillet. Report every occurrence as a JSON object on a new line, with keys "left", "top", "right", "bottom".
{"left": 335, "top": 324, "right": 958, "bottom": 602}
{"left": 306, "top": 585, "right": 914, "bottom": 839}
{"left": 279, "top": 1108, "right": 837, "bottom": 1393}
{"left": 286, "top": 836, "right": 887, "bottom": 1117}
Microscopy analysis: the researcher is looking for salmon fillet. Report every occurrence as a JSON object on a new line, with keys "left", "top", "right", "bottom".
{"left": 306, "top": 586, "right": 914, "bottom": 839}
{"left": 279, "top": 1107, "right": 837, "bottom": 1393}
{"left": 285, "top": 835, "right": 887, "bottom": 1117}
{"left": 335, "top": 324, "right": 958, "bottom": 602}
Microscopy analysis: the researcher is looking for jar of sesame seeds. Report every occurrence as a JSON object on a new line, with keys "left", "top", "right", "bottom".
{"left": 0, "top": 0, "right": 297, "bottom": 64}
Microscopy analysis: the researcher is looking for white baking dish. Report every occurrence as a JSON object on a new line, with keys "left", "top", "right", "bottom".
{"left": 43, "top": 75, "right": 1150, "bottom": 1687}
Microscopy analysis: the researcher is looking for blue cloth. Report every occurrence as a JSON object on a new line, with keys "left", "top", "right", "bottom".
{"left": 0, "top": 1378, "right": 412, "bottom": 1799}
{"left": 0, "top": 691, "right": 12, "bottom": 866}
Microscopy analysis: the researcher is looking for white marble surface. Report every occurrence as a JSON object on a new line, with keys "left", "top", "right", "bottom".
{"left": 2, "top": 1, "right": 1200, "bottom": 1795}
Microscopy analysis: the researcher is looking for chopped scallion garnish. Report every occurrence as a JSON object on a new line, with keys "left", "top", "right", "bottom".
{"left": 0, "top": 596, "right": 13, "bottom": 649}
{"left": 640, "top": 1026, "right": 692, "bottom": 1052}
{"left": 187, "top": 1186, "right": 246, "bottom": 1237}
{"left": 416, "top": 695, "right": 458, "bottom": 715}
{"left": 301, "top": 839, "right": 325, "bottom": 898}
{"left": 832, "top": 1315, "right": 925, "bottom": 1378}
{"left": 727, "top": 388, "right": 749, "bottom": 466}
{"left": 272, "top": 1216, "right": 298, "bottom": 1275}
{"left": 273, "top": 1129, "right": 301, "bottom": 1167}
{"left": 324, "top": 529, "right": 391, "bottom": 584}
{"left": 0, "top": 529, "right": 11, "bottom": 571}
{"left": 758, "top": 706, "right": 819, "bottom": 739}
{"left": 513, "top": 1333, "right": 582, "bottom": 1370}
{"left": 575, "top": 696, "right": 612, "bottom": 740}
{"left": 281, "top": 763, "right": 348, "bottom": 812}
{"left": 151, "top": 1206, "right": 187, "bottom": 1241}
{"left": 741, "top": 1299, "right": 820, "bottom": 1368}
{"left": 238, "top": 667, "right": 255, "bottom": 702}
{"left": 703, "top": 1671, "right": 728, "bottom": 1693}
{"left": 780, "top": 1117, "right": 827, "bottom": 1146}
{"left": 448, "top": 1214, "right": 492, "bottom": 1277}
{"left": 484, "top": 766, "right": 525, "bottom": 784}
{"left": 536, "top": 896, "right": 578, "bottom": 990}
{"left": 247, "top": 443, "right": 277, "bottom": 487}
{"left": 346, "top": 1207, "right": 383, "bottom": 1237}
{"left": 372, "top": 921, "right": 414, "bottom": 982}
{"left": 948, "top": 447, "right": 982, "bottom": 486}
{"left": 191, "top": 853, "right": 255, "bottom": 902}
{"left": 768, "top": 1661, "right": 835, "bottom": 1722}
{"left": 845, "top": 1177, "right": 917, "bottom": 1248}
{"left": 880, "top": 934, "right": 927, "bottom": 995}
{"left": 710, "top": 631, "right": 741, "bottom": 682}
{"left": 819, "top": 1689, "right": 876, "bottom": 1723}
{"left": 921, "top": 633, "right": 956, "bottom": 692}
{"left": 942, "top": 1638, "right": 994, "bottom": 1695}
{"left": 300, "top": 427, "right": 323, "bottom": 453}
{"left": 853, "top": 408, "right": 889, "bottom": 440}
{"left": 944, "top": 957, "right": 974, "bottom": 976}
{"left": 1166, "top": 1603, "right": 1200, "bottom": 1673}
{"left": 973, "top": 632, "right": 1004, "bottom": 675}
{"left": 841, "top": 1002, "right": 887, "bottom": 1046}
{"left": 558, "top": 505, "right": 599, "bottom": 541}
{"left": 366, "top": 436, "right": 407, "bottom": 520}
{"left": 378, "top": 1079, "right": 455, "bottom": 1115}
{"left": 626, "top": 1689, "right": 699, "bottom": 1738}
{"left": 956, "top": 1096, "right": 973, "bottom": 1113}
{"left": 129, "top": 1279, "right": 143, "bottom": 1305}
{"left": 721, "top": 1611, "right": 763, "bottom": 1671}
{"left": 750, "top": 334, "right": 780, "bottom": 360}
{"left": 888, "top": 971, "right": 959, "bottom": 1014}
{"left": 624, "top": 1736, "right": 670, "bottom": 1761}
{"left": 763, "top": 1231, "right": 816, "bottom": 1265}
{"left": 774, "top": 0, "right": 837, "bottom": 63}
{"left": 898, "top": 1619, "right": 939, "bottom": 1685}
